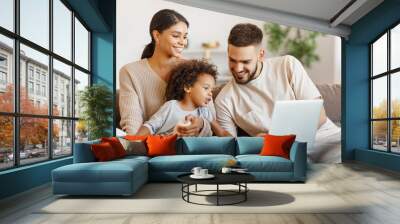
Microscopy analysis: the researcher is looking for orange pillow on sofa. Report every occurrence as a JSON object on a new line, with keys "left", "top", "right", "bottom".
{"left": 91, "top": 142, "right": 118, "bottom": 161}
{"left": 101, "top": 137, "right": 126, "bottom": 158}
{"left": 146, "top": 135, "right": 177, "bottom": 157}
{"left": 259, "top": 134, "right": 296, "bottom": 159}
{"left": 125, "top": 135, "right": 148, "bottom": 141}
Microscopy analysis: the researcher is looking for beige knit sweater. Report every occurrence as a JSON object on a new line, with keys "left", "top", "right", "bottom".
{"left": 119, "top": 59, "right": 213, "bottom": 135}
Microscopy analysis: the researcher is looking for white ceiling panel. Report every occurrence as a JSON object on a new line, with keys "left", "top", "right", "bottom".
{"left": 166, "top": 0, "right": 384, "bottom": 38}
{"left": 224, "top": 0, "right": 352, "bottom": 21}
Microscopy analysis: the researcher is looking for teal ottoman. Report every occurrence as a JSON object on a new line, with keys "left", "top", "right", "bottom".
{"left": 52, "top": 156, "right": 148, "bottom": 196}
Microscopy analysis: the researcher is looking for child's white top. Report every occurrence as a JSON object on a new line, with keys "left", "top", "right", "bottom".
{"left": 143, "top": 100, "right": 214, "bottom": 136}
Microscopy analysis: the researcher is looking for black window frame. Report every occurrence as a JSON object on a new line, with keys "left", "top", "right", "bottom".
{"left": 370, "top": 20, "right": 400, "bottom": 154}
{"left": 0, "top": 0, "right": 92, "bottom": 171}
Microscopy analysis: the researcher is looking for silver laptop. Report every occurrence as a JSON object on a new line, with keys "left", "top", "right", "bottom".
{"left": 269, "top": 100, "right": 323, "bottom": 150}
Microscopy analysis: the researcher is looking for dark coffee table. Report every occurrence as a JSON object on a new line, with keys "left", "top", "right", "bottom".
{"left": 177, "top": 172, "right": 255, "bottom": 206}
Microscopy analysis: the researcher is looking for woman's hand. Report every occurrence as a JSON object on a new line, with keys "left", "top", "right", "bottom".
{"left": 175, "top": 115, "right": 204, "bottom": 136}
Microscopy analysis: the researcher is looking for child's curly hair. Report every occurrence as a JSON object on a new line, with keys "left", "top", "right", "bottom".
{"left": 166, "top": 59, "right": 218, "bottom": 101}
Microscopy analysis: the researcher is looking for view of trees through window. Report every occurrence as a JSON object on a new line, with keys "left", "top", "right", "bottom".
{"left": 0, "top": 0, "right": 90, "bottom": 170}
{"left": 371, "top": 23, "right": 400, "bottom": 153}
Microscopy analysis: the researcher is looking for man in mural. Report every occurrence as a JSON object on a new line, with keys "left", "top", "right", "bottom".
{"left": 215, "top": 23, "right": 341, "bottom": 163}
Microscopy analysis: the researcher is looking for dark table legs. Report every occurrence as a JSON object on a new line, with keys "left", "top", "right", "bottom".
{"left": 181, "top": 183, "right": 249, "bottom": 206}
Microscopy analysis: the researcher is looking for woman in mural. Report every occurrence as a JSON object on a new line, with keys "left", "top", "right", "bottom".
{"left": 119, "top": 9, "right": 213, "bottom": 136}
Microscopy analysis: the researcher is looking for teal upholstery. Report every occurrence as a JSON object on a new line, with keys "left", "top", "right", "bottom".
{"left": 235, "top": 138, "right": 307, "bottom": 181}
{"left": 52, "top": 137, "right": 307, "bottom": 195}
{"left": 149, "top": 154, "right": 235, "bottom": 181}
{"left": 236, "top": 155, "right": 293, "bottom": 172}
{"left": 73, "top": 140, "right": 100, "bottom": 163}
{"left": 290, "top": 142, "right": 307, "bottom": 181}
{"left": 178, "top": 137, "right": 236, "bottom": 155}
{"left": 53, "top": 161, "right": 143, "bottom": 182}
{"left": 52, "top": 156, "right": 148, "bottom": 195}
{"left": 236, "top": 137, "right": 263, "bottom": 155}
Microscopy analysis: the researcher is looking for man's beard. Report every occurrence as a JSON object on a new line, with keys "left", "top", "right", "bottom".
{"left": 234, "top": 62, "right": 259, "bottom": 85}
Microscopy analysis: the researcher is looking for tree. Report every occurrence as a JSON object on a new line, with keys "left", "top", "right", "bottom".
{"left": 263, "top": 23, "right": 323, "bottom": 68}
{"left": 79, "top": 84, "right": 113, "bottom": 140}
{"left": 391, "top": 99, "right": 400, "bottom": 142}
{"left": 75, "top": 119, "right": 87, "bottom": 142}
{"left": 372, "top": 99, "right": 400, "bottom": 143}
{"left": 0, "top": 85, "right": 13, "bottom": 149}
{"left": 372, "top": 100, "right": 387, "bottom": 139}
{"left": 0, "top": 84, "right": 59, "bottom": 151}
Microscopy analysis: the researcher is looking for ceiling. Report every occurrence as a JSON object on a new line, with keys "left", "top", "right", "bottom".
{"left": 225, "top": 0, "right": 353, "bottom": 23}
{"left": 166, "top": 0, "right": 384, "bottom": 37}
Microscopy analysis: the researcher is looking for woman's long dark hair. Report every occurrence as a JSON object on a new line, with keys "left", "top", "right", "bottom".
{"left": 141, "top": 9, "right": 189, "bottom": 59}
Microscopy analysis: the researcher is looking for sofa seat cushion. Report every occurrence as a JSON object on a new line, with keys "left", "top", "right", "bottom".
{"left": 149, "top": 154, "right": 235, "bottom": 172}
{"left": 236, "top": 155, "right": 293, "bottom": 172}
{"left": 116, "top": 155, "right": 150, "bottom": 163}
{"left": 52, "top": 159, "right": 147, "bottom": 183}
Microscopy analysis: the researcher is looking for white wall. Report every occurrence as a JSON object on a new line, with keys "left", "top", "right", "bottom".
{"left": 117, "top": 0, "right": 341, "bottom": 88}
{"left": 306, "top": 35, "right": 342, "bottom": 84}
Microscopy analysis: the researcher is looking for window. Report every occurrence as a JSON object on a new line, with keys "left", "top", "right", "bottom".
{"left": 35, "top": 70, "right": 41, "bottom": 81}
{"left": 74, "top": 69, "right": 89, "bottom": 118}
{"left": 42, "top": 85, "right": 46, "bottom": 97}
{"left": 75, "top": 18, "right": 89, "bottom": 70}
{"left": 20, "top": 0, "right": 49, "bottom": 49}
{"left": 0, "top": 0, "right": 14, "bottom": 32}
{"left": 0, "top": 54, "right": 7, "bottom": 67}
{"left": 20, "top": 117, "right": 48, "bottom": 165}
{"left": 0, "top": 0, "right": 91, "bottom": 170}
{"left": 53, "top": 59, "right": 72, "bottom": 116}
{"left": 371, "top": 23, "right": 400, "bottom": 154}
{"left": 53, "top": 0, "right": 72, "bottom": 60}
{"left": 0, "top": 116, "right": 13, "bottom": 170}
{"left": 53, "top": 119, "right": 72, "bottom": 158}
{"left": 0, "top": 34, "right": 13, "bottom": 113}
{"left": 0, "top": 54, "right": 8, "bottom": 86}
{"left": 35, "top": 83, "right": 40, "bottom": 95}
{"left": 54, "top": 89, "right": 58, "bottom": 104}
{"left": 0, "top": 71, "right": 6, "bottom": 85}
{"left": 28, "top": 67, "right": 34, "bottom": 80}
{"left": 28, "top": 81, "right": 34, "bottom": 94}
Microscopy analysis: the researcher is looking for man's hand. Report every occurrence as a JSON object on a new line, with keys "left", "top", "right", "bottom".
{"left": 175, "top": 115, "right": 204, "bottom": 136}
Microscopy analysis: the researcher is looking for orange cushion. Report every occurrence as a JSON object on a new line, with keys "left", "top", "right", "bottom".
{"left": 259, "top": 134, "right": 296, "bottom": 159}
{"left": 146, "top": 135, "right": 177, "bottom": 157}
{"left": 91, "top": 142, "right": 118, "bottom": 161}
{"left": 125, "top": 135, "right": 148, "bottom": 141}
{"left": 101, "top": 137, "right": 126, "bottom": 158}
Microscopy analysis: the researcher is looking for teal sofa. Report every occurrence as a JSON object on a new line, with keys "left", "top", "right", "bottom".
{"left": 52, "top": 137, "right": 307, "bottom": 196}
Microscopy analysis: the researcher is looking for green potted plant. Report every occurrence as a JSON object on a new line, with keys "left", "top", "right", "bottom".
{"left": 79, "top": 84, "right": 113, "bottom": 140}
{"left": 263, "top": 23, "right": 323, "bottom": 68}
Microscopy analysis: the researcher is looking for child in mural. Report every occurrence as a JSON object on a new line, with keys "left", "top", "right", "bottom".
{"left": 135, "top": 59, "right": 228, "bottom": 136}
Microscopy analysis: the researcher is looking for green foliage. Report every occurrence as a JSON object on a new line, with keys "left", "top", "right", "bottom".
{"left": 263, "top": 23, "right": 322, "bottom": 68}
{"left": 373, "top": 99, "right": 400, "bottom": 141}
{"left": 79, "top": 84, "right": 113, "bottom": 140}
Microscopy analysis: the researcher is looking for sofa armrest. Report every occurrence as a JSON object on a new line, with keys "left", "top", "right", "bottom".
{"left": 73, "top": 140, "right": 100, "bottom": 163}
{"left": 289, "top": 141, "right": 307, "bottom": 181}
